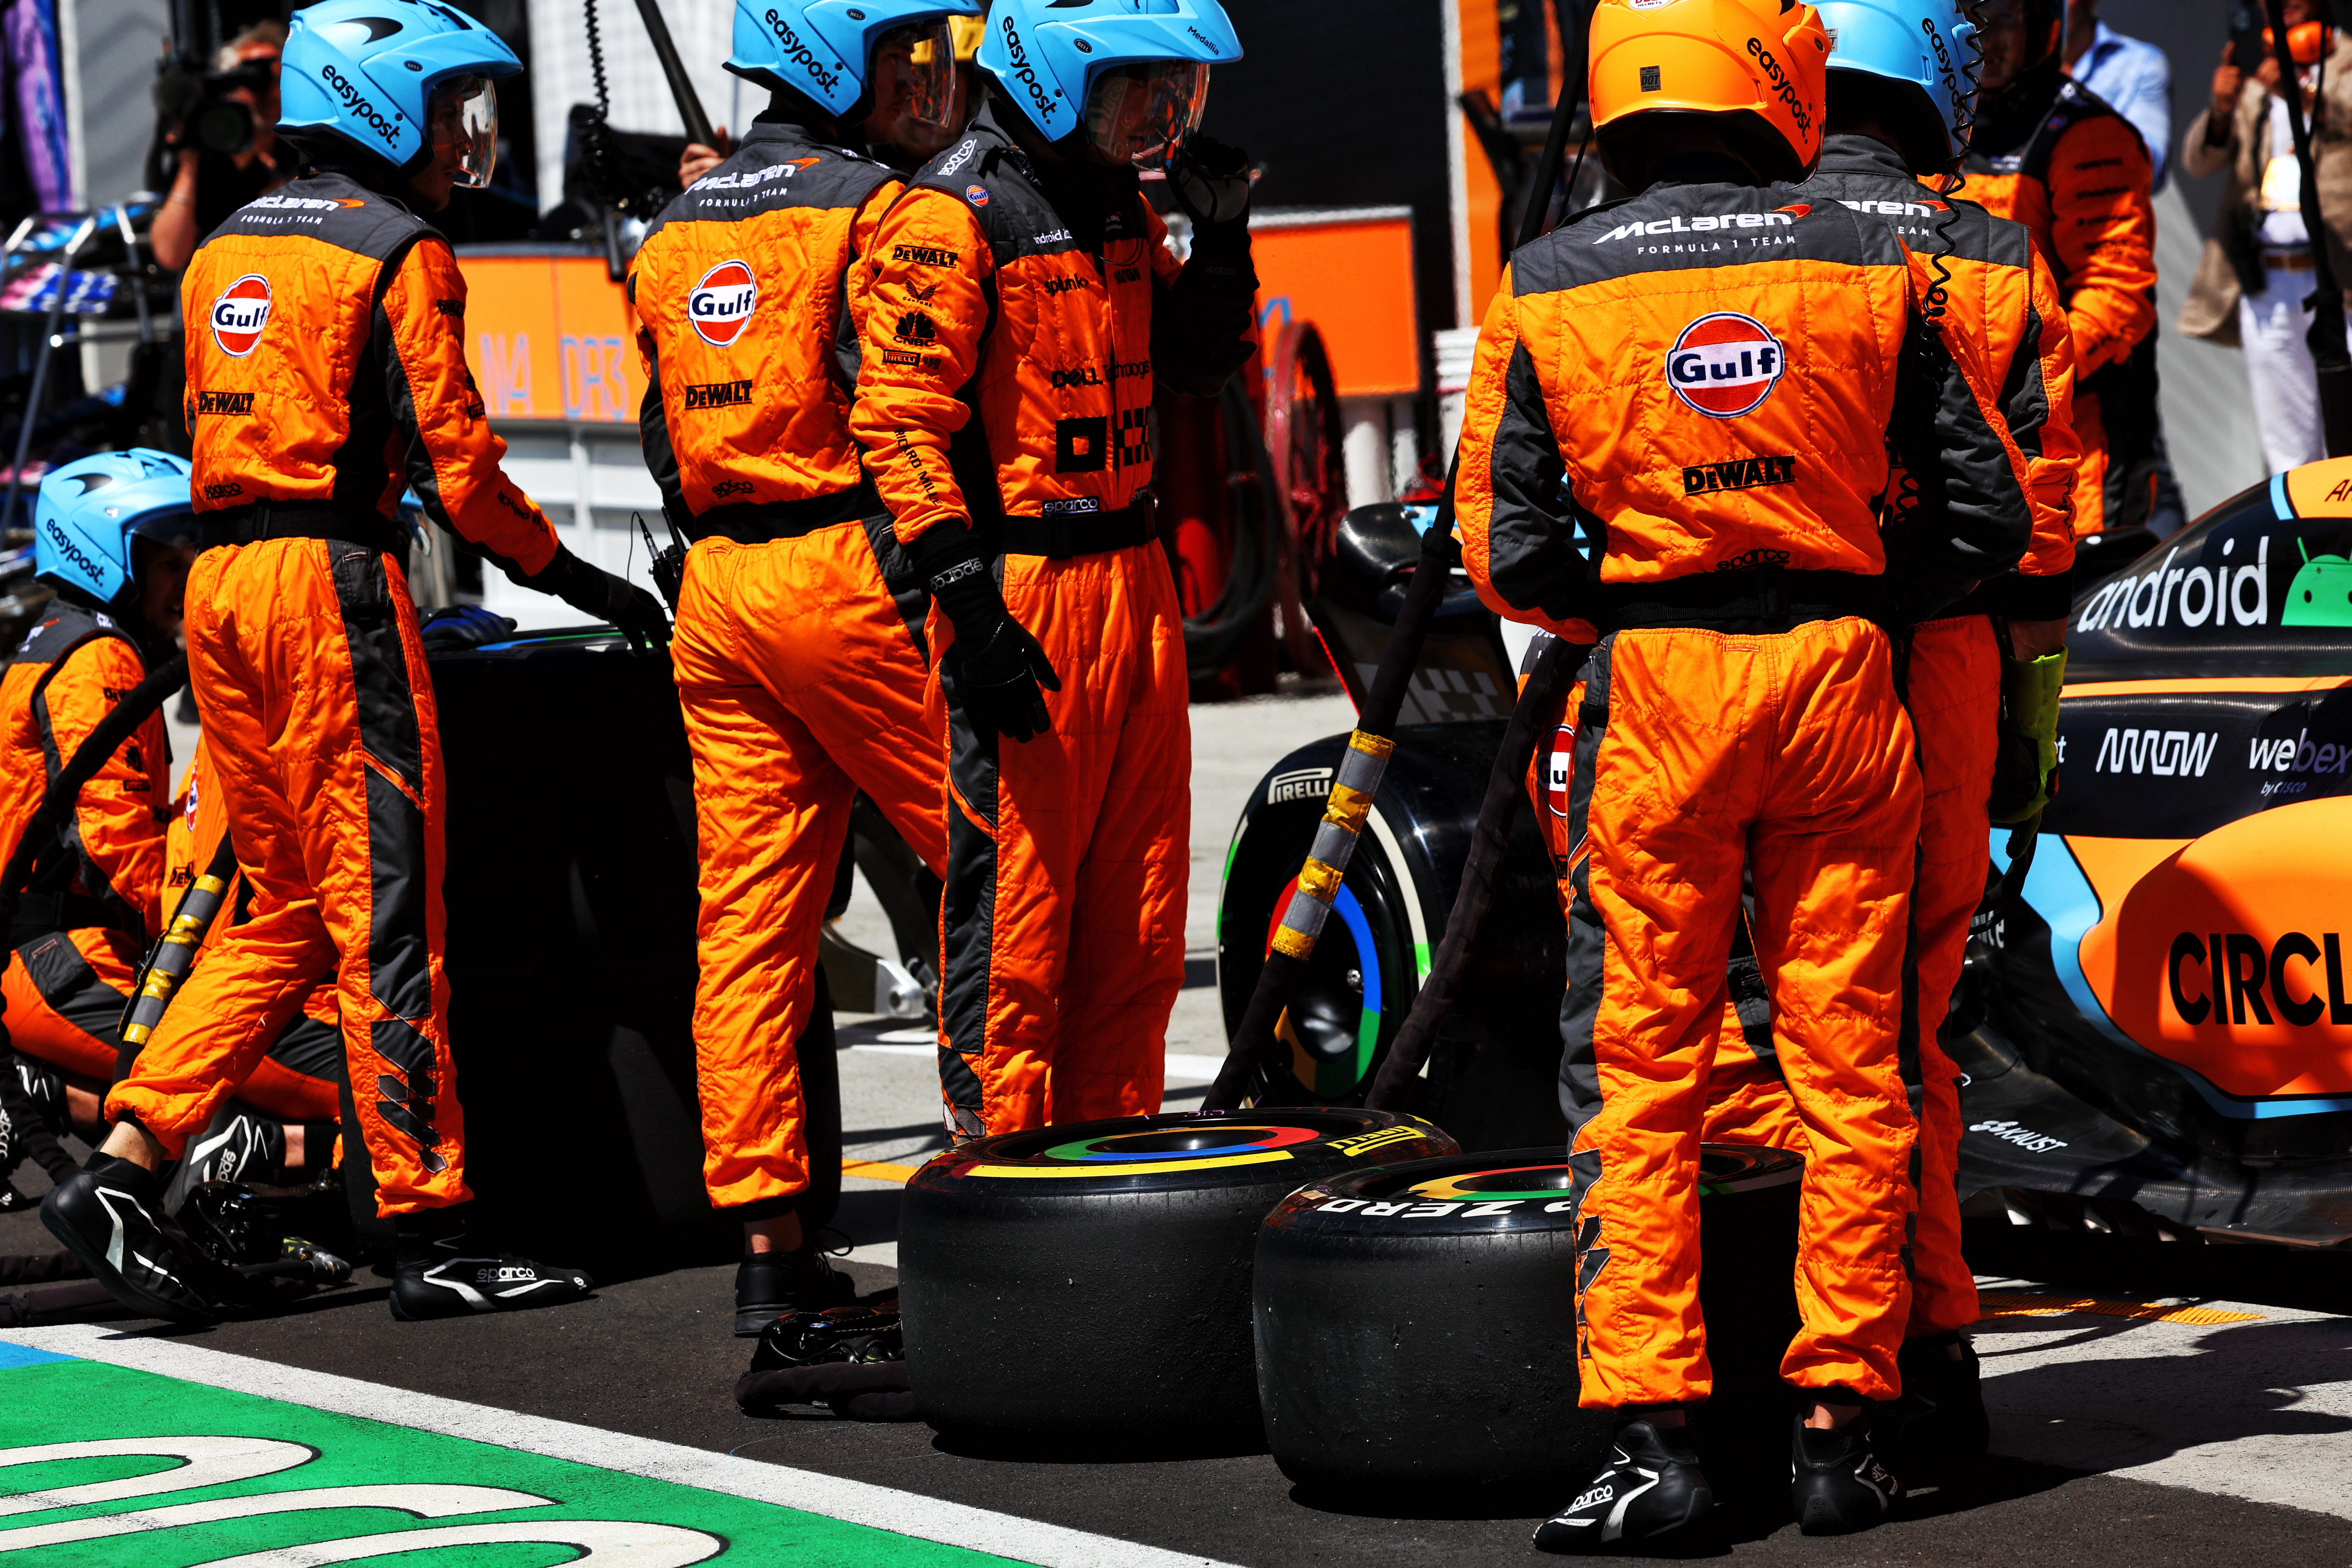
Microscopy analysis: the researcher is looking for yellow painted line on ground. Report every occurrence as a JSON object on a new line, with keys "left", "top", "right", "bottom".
{"left": 841, "top": 1158, "right": 923, "bottom": 1184}
{"left": 1977, "top": 1291, "right": 2262, "bottom": 1326}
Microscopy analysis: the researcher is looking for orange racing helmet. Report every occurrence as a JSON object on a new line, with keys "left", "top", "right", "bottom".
{"left": 1589, "top": 0, "right": 1831, "bottom": 186}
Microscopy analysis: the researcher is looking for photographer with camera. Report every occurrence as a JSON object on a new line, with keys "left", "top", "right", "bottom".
{"left": 149, "top": 23, "right": 288, "bottom": 272}
{"left": 2181, "top": 0, "right": 2352, "bottom": 475}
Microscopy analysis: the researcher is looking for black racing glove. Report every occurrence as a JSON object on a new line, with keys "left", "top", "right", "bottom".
{"left": 1168, "top": 134, "right": 1252, "bottom": 226}
{"left": 530, "top": 545, "right": 671, "bottom": 653}
{"left": 913, "top": 522, "right": 1060, "bottom": 743}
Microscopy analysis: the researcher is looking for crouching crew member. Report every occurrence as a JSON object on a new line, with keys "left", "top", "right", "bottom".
{"left": 1454, "top": 0, "right": 2037, "bottom": 1546}
{"left": 43, "top": 0, "right": 666, "bottom": 1326}
{"left": 1, "top": 454, "right": 194, "bottom": 1189}
{"left": 632, "top": 0, "right": 975, "bottom": 1336}
{"left": 849, "top": 0, "right": 1256, "bottom": 1136}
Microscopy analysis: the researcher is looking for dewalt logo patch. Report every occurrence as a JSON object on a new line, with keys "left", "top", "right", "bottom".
{"left": 1683, "top": 454, "right": 1796, "bottom": 494}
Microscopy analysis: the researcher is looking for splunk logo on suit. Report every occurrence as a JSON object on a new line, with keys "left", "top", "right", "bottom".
{"left": 209, "top": 274, "right": 272, "bottom": 357}
{"left": 1666, "top": 313, "right": 1784, "bottom": 419}
{"left": 688, "top": 260, "right": 758, "bottom": 347}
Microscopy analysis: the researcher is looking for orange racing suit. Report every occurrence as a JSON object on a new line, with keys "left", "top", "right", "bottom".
{"left": 1462, "top": 170, "right": 2037, "bottom": 1408}
{"left": 107, "top": 171, "right": 566, "bottom": 1217}
{"left": 1952, "top": 64, "right": 2156, "bottom": 535}
{"left": 632, "top": 117, "right": 947, "bottom": 1215}
{"left": 1692, "top": 132, "right": 2083, "bottom": 1340}
{"left": 0, "top": 602, "right": 169, "bottom": 1085}
{"left": 849, "top": 106, "right": 1256, "bottom": 1135}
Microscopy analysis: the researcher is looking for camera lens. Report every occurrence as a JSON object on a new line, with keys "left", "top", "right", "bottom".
{"left": 194, "top": 98, "right": 254, "bottom": 157}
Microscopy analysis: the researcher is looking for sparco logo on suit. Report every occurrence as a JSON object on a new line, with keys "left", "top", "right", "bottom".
{"left": 210, "top": 274, "right": 273, "bottom": 357}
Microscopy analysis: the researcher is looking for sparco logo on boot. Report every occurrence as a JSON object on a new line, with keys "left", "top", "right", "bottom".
{"left": 321, "top": 65, "right": 402, "bottom": 143}
{"left": 1666, "top": 312, "right": 1784, "bottom": 418}
{"left": 688, "top": 260, "right": 758, "bottom": 347}
{"left": 762, "top": 10, "right": 843, "bottom": 96}
{"left": 998, "top": 15, "right": 1060, "bottom": 125}
{"left": 209, "top": 274, "right": 273, "bottom": 357}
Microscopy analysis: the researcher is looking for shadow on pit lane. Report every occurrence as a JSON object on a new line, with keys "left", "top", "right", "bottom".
{"left": 1962, "top": 1218, "right": 2352, "bottom": 1314}
{"left": 1277, "top": 1454, "right": 2080, "bottom": 1548}
{"left": 927, "top": 1425, "right": 1272, "bottom": 1464}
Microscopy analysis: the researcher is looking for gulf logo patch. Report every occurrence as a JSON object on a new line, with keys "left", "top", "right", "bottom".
{"left": 1666, "top": 311, "right": 1784, "bottom": 419}
{"left": 688, "top": 259, "right": 757, "bottom": 348}
{"left": 1546, "top": 722, "right": 1573, "bottom": 817}
{"left": 966, "top": 183, "right": 990, "bottom": 207}
{"left": 209, "top": 274, "right": 272, "bottom": 358}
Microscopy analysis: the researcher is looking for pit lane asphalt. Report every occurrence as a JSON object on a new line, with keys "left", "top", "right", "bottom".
{"left": 10, "top": 686, "right": 2350, "bottom": 1565}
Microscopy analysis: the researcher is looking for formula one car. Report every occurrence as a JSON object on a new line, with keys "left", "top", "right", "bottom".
{"left": 1217, "top": 460, "right": 2352, "bottom": 1246}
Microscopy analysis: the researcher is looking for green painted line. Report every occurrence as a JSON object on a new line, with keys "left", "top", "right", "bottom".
{"left": 0, "top": 1356, "right": 1021, "bottom": 1567}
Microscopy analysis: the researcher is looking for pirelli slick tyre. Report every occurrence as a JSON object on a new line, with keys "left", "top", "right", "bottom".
{"left": 1254, "top": 1144, "right": 1803, "bottom": 1506}
{"left": 900, "top": 1109, "right": 1455, "bottom": 1446}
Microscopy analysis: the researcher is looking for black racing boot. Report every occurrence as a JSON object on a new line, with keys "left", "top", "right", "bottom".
{"left": 1791, "top": 1408, "right": 1904, "bottom": 1535}
{"left": 38, "top": 1154, "right": 222, "bottom": 1323}
{"left": 1880, "top": 1332, "right": 1989, "bottom": 1483}
{"left": 734, "top": 1236, "right": 858, "bottom": 1336}
{"left": 1534, "top": 1419, "right": 1714, "bottom": 1553}
{"left": 388, "top": 1207, "right": 595, "bottom": 1321}
{"left": 162, "top": 1105, "right": 288, "bottom": 1214}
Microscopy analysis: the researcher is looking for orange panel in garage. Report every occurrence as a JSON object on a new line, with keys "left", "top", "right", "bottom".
{"left": 1251, "top": 213, "right": 1421, "bottom": 398}
{"left": 455, "top": 250, "right": 639, "bottom": 425}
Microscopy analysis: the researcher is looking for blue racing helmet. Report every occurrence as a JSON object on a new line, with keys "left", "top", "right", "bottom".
{"left": 1818, "top": 0, "right": 1977, "bottom": 163}
{"left": 278, "top": 0, "right": 521, "bottom": 179}
{"left": 977, "top": 0, "right": 1240, "bottom": 167}
{"left": 726, "top": 0, "right": 980, "bottom": 125}
{"left": 33, "top": 449, "right": 197, "bottom": 609}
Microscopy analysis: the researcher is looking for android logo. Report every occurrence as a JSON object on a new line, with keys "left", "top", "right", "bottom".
{"left": 2281, "top": 537, "right": 2352, "bottom": 628}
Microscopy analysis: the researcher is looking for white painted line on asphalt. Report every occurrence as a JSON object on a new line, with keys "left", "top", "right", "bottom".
{"left": 846, "top": 1241, "right": 900, "bottom": 1269}
{"left": 7, "top": 1325, "right": 1244, "bottom": 1568}
{"left": 1975, "top": 1275, "right": 2352, "bottom": 1522}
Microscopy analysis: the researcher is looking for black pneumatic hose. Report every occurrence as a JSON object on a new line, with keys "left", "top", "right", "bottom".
{"left": 1363, "top": 631, "right": 1579, "bottom": 1111}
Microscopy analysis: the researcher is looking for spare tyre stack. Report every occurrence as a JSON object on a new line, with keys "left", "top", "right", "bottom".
{"left": 1254, "top": 1144, "right": 1804, "bottom": 1509}
{"left": 899, "top": 1109, "right": 1455, "bottom": 1450}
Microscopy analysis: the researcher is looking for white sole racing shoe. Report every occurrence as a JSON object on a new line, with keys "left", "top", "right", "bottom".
{"left": 1534, "top": 1419, "right": 1715, "bottom": 1553}
{"left": 1791, "top": 1411, "right": 1904, "bottom": 1535}
{"left": 162, "top": 1108, "right": 286, "bottom": 1215}
{"left": 39, "top": 1156, "right": 222, "bottom": 1323}
{"left": 389, "top": 1221, "right": 595, "bottom": 1321}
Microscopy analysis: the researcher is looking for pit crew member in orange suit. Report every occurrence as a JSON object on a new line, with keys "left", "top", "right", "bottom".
{"left": 1456, "top": 0, "right": 2038, "bottom": 1545}
{"left": 0, "top": 454, "right": 194, "bottom": 1203}
{"left": 42, "top": 0, "right": 665, "bottom": 1327}
{"left": 145, "top": 735, "right": 348, "bottom": 1213}
{"left": 849, "top": 0, "right": 1255, "bottom": 1138}
{"left": 1953, "top": 0, "right": 2156, "bottom": 537}
{"left": 631, "top": 0, "right": 974, "bottom": 1336}
{"left": 1688, "top": 0, "right": 2081, "bottom": 1486}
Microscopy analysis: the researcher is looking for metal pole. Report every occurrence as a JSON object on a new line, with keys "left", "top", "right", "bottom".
{"left": 632, "top": 0, "right": 717, "bottom": 150}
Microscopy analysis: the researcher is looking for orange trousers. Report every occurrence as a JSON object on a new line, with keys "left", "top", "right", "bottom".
{"left": 1697, "top": 615, "right": 1997, "bottom": 1339}
{"left": 107, "top": 538, "right": 466, "bottom": 1216}
{"left": 1555, "top": 618, "right": 1922, "bottom": 1408}
{"left": 5, "top": 927, "right": 340, "bottom": 1125}
{"left": 671, "top": 519, "right": 947, "bottom": 1214}
{"left": 936, "top": 542, "right": 1187, "bottom": 1136}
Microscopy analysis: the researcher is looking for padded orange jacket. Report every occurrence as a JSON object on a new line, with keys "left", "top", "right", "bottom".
{"left": 1951, "top": 66, "right": 2157, "bottom": 382}
{"left": 632, "top": 120, "right": 901, "bottom": 532}
{"left": 180, "top": 172, "right": 559, "bottom": 577}
{"left": 1460, "top": 171, "right": 2039, "bottom": 642}
{"left": 0, "top": 602, "right": 169, "bottom": 945}
{"left": 849, "top": 105, "right": 1257, "bottom": 548}
{"left": 1793, "top": 132, "right": 2083, "bottom": 618}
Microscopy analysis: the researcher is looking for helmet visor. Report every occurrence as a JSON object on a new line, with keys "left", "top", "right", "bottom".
{"left": 428, "top": 75, "right": 499, "bottom": 189}
{"left": 870, "top": 20, "right": 957, "bottom": 142}
{"left": 128, "top": 507, "right": 198, "bottom": 553}
{"left": 1083, "top": 60, "right": 1210, "bottom": 170}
